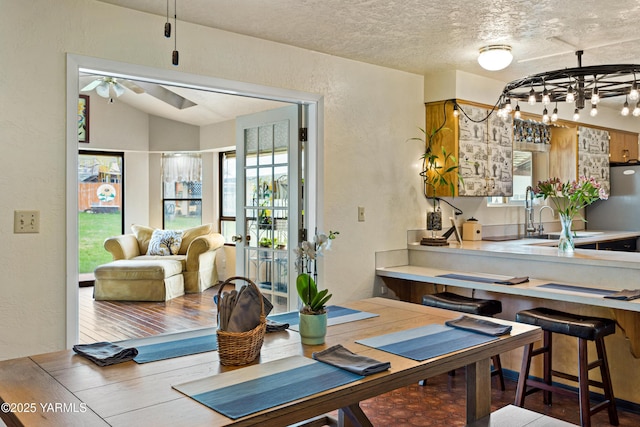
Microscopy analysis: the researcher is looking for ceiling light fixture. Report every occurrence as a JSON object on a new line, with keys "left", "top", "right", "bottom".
{"left": 499, "top": 50, "right": 640, "bottom": 122}
{"left": 172, "top": 0, "right": 179, "bottom": 66}
{"left": 514, "top": 103, "right": 521, "bottom": 119}
{"left": 622, "top": 97, "right": 630, "bottom": 116}
{"left": 164, "top": 0, "right": 171, "bottom": 38}
{"left": 477, "top": 45, "right": 513, "bottom": 71}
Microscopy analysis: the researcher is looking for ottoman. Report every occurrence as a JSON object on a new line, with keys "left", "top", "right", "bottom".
{"left": 94, "top": 259, "right": 184, "bottom": 301}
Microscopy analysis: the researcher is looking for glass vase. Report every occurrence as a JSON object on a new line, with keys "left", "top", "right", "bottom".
{"left": 557, "top": 214, "right": 575, "bottom": 256}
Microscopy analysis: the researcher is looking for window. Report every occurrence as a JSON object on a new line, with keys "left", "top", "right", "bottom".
{"left": 162, "top": 153, "right": 202, "bottom": 229}
{"left": 78, "top": 151, "right": 124, "bottom": 275}
{"left": 219, "top": 151, "right": 236, "bottom": 243}
{"left": 488, "top": 150, "right": 533, "bottom": 205}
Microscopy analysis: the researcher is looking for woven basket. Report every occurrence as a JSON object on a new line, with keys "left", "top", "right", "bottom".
{"left": 216, "top": 276, "right": 266, "bottom": 366}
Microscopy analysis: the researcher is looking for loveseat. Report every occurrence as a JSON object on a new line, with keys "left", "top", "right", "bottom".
{"left": 94, "top": 223, "right": 226, "bottom": 301}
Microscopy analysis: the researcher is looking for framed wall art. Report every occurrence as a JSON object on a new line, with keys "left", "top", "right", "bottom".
{"left": 78, "top": 95, "right": 90, "bottom": 143}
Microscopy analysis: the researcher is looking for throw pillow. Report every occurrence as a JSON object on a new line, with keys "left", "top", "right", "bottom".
{"left": 147, "top": 229, "right": 184, "bottom": 256}
{"left": 131, "top": 224, "right": 154, "bottom": 254}
{"left": 179, "top": 223, "right": 213, "bottom": 254}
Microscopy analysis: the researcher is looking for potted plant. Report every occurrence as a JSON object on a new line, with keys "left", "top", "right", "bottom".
{"left": 294, "top": 230, "right": 339, "bottom": 345}
{"left": 408, "top": 126, "right": 462, "bottom": 237}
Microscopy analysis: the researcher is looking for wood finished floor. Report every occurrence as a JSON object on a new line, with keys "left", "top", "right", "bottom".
{"left": 79, "top": 285, "right": 220, "bottom": 343}
{"left": 78, "top": 288, "right": 640, "bottom": 426}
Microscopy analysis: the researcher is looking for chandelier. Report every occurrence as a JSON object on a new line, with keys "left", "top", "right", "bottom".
{"left": 497, "top": 50, "right": 640, "bottom": 122}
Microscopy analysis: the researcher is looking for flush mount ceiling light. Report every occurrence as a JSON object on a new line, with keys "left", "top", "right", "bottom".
{"left": 477, "top": 45, "right": 513, "bottom": 71}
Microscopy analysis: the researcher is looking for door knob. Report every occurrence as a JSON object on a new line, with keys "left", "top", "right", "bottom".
{"left": 231, "top": 234, "right": 243, "bottom": 242}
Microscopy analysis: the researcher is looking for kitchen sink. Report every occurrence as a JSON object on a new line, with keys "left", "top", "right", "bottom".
{"left": 528, "top": 231, "right": 604, "bottom": 240}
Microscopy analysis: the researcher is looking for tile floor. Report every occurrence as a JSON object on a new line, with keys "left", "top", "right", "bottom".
{"left": 357, "top": 370, "right": 640, "bottom": 426}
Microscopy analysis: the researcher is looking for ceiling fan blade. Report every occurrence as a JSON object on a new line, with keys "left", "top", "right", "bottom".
{"left": 95, "top": 82, "right": 110, "bottom": 98}
{"left": 112, "top": 83, "right": 126, "bottom": 97}
{"left": 81, "top": 79, "right": 102, "bottom": 92}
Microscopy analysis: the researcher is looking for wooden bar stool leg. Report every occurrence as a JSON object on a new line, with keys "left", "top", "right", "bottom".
{"left": 515, "top": 342, "right": 533, "bottom": 406}
{"left": 491, "top": 355, "right": 505, "bottom": 391}
{"left": 578, "top": 338, "right": 591, "bottom": 427}
{"left": 543, "top": 330, "right": 552, "bottom": 405}
{"left": 596, "top": 338, "right": 619, "bottom": 426}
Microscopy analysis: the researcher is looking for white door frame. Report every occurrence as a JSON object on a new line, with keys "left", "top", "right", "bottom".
{"left": 65, "top": 54, "right": 323, "bottom": 348}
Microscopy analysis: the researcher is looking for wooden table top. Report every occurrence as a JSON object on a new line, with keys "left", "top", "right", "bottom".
{"left": 0, "top": 297, "right": 541, "bottom": 427}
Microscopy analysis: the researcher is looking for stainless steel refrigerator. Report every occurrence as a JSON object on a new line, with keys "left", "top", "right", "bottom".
{"left": 586, "top": 164, "right": 640, "bottom": 231}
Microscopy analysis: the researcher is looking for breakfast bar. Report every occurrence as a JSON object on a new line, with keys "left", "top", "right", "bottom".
{"left": 375, "top": 230, "right": 640, "bottom": 409}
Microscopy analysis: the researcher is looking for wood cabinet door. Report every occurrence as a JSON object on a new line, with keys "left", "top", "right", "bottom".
{"left": 610, "top": 131, "right": 639, "bottom": 163}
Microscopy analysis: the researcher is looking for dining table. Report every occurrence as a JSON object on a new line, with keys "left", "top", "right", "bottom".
{"left": 0, "top": 297, "right": 541, "bottom": 427}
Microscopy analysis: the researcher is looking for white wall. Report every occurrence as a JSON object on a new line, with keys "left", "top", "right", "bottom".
{"left": 124, "top": 152, "right": 150, "bottom": 228}
{"left": 83, "top": 93, "right": 150, "bottom": 150}
{"left": 149, "top": 116, "right": 200, "bottom": 152}
{"left": 1, "top": 0, "right": 424, "bottom": 358}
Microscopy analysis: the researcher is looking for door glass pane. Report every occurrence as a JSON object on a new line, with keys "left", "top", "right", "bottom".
{"left": 237, "top": 105, "right": 299, "bottom": 313}
{"left": 78, "top": 152, "right": 123, "bottom": 275}
{"left": 258, "top": 125, "right": 274, "bottom": 166}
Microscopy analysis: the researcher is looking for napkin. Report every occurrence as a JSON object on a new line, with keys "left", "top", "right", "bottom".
{"left": 445, "top": 315, "right": 512, "bottom": 336}
{"left": 266, "top": 318, "right": 289, "bottom": 332}
{"left": 73, "top": 342, "right": 138, "bottom": 367}
{"left": 218, "top": 284, "right": 274, "bottom": 333}
{"left": 312, "top": 344, "right": 391, "bottom": 375}
{"left": 494, "top": 276, "right": 529, "bottom": 285}
{"left": 603, "top": 289, "right": 640, "bottom": 301}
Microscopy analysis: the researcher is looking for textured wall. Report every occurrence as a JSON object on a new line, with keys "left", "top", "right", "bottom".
{"left": 0, "top": 0, "right": 424, "bottom": 358}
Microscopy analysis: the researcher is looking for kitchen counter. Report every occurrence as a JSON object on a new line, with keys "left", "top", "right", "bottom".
{"left": 376, "top": 229, "right": 640, "bottom": 353}
{"left": 375, "top": 229, "right": 640, "bottom": 405}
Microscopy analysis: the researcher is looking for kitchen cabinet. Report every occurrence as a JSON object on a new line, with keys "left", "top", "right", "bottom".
{"left": 609, "top": 130, "right": 639, "bottom": 164}
{"left": 549, "top": 126, "right": 578, "bottom": 183}
{"left": 576, "top": 237, "right": 638, "bottom": 252}
{"left": 578, "top": 126, "right": 610, "bottom": 195}
{"left": 548, "top": 124, "right": 610, "bottom": 195}
{"left": 425, "top": 100, "right": 513, "bottom": 197}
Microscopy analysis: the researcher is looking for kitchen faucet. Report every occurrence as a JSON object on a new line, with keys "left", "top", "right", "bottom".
{"left": 524, "top": 186, "right": 536, "bottom": 237}
{"left": 538, "top": 205, "right": 554, "bottom": 235}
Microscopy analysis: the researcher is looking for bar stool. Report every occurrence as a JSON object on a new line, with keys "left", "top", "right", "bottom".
{"left": 514, "top": 307, "right": 618, "bottom": 427}
{"left": 421, "top": 290, "right": 505, "bottom": 390}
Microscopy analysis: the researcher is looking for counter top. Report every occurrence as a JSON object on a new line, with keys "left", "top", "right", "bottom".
{"left": 409, "top": 230, "right": 640, "bottom": 270}
{"left": 376, "top": 264, "right": 640, "bottom": 312}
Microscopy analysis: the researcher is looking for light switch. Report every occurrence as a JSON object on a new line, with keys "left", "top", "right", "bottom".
{"left": 14, "top": 210, "right": 40, "bottom": 233}
{"left": 358, "top": 206, "right": 365, "bottom": 222}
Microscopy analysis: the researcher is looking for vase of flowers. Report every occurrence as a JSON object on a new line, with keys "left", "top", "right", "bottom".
{"left": 534, "top": 176, "right": 608, "bottom": 256}
{"left": 294, "top": 230, "right": 339, "bottom": 345}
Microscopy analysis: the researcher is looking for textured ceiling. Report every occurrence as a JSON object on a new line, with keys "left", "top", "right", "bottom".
{"left": 92, "top": 0, "right": 640, "bottom": 124}
{"left": 98, "top": 0, "right": 640, "bottom": 81}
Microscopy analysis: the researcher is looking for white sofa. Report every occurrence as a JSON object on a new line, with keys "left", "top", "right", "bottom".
{"left": 94, "top": 223, "right": 226, "bottom": 301}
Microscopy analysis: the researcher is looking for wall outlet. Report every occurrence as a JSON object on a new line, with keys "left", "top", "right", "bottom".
{"left": 14, "top": 210, "right": 40, "bottom": 233}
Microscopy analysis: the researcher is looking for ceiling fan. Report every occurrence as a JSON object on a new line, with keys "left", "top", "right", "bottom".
{"left": 81, "top": 76, "right": 145, "bottom": 100}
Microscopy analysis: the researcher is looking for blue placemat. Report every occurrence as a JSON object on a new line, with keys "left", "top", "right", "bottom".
{"left": 267, "top": 305, "right": 378, "bottom": 330}
{"left": 134, "top": 334, "right": 218, "bottom": 364}
{"left": 437, "top": 273, "right": 502, "bottom": 283}
{"left": 174, "top": 357, "right": 363, "bottom": 419}
{"left": 538, "top": 283, "right": 614, "bottom": 296}
{"left": 356, "top": 324, "right": 497, "bottom": 361}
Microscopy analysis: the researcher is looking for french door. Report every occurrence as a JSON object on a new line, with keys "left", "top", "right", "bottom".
{"left": 235, "top": 105, "right": 302, "bottom": 313}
